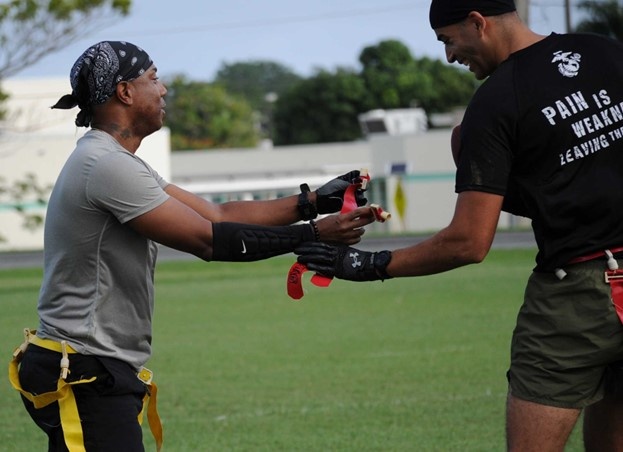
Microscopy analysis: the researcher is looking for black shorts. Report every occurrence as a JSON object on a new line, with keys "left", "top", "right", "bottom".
{"left": 18, "top": 344, "right": 147, "bottom": 451}
{"left": 508, "top": 259, "right": 623, "bottom": 408}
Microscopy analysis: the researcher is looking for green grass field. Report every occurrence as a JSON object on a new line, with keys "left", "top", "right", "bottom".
{"left": 0, "top": 249, "right": 584, "bottom": 451}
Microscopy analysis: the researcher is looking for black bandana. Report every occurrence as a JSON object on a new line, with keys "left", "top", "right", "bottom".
{"left": 52, "top": 41, "right": 153, "bottom": 127}
{"left": 429, "top": 0, "right": 516, "bottom": 29}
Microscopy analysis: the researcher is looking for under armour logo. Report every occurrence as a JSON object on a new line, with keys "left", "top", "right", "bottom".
{"left": 349, "top": 252, "right": 362, "bottom": 268}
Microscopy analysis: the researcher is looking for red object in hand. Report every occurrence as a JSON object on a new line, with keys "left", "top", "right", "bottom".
{"left": 286, "top": 169, "right": 384, "bottom": 300}
{"left": 286, "top": 262, "right": 333, "bottom": 300}
{"left": 287, "top": 262, "right": 309, "bottom": 300}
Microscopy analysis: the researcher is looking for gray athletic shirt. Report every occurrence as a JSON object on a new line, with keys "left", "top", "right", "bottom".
{"left": 37, "top": 129, "right": 170, "bottom": 370}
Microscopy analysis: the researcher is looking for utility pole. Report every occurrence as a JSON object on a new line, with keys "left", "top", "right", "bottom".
{"left": 565, "top": 0, "right": 572, "bottom": 32}
{"left": 515, "top": 0, "right": 529, "bottom": 25}
{"left": 516, "top": 0, "right": 571, "bottom": 32}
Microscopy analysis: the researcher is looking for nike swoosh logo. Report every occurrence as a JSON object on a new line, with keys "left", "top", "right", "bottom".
{"left": 241, "top": 240, "right": 247, "bottom": 254}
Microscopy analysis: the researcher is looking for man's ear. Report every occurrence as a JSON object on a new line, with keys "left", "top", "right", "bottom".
{"left": 467, "top": 11, "right": 487, "bottom": 33}
{"left": 115, "top": 81, "right": 133, "bottom": 106}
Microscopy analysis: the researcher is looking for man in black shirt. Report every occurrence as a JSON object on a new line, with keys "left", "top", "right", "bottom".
{"left": 295, "top": 0, "right": 623, "bottom": 449}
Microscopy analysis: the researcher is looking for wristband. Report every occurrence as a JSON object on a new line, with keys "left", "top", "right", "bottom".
{"left": 297, "top": 183, "right": 318, "bottom": 221}
{"left": 309, "top": 219, "right": 320, "bottom": 241}
{"left": 372, "top": 250, "right": 393, "bottom": 281}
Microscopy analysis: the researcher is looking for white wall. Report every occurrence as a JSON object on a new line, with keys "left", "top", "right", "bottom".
{"left": 0, "top": 77, "right": 170, "bottom": 251}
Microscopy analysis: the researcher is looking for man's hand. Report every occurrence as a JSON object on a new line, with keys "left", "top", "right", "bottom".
{"left": 295, "top": 242, "right": 392, "bottom": 281}
{"left": 314, "top": 207, "right": 374, "bottom": 245}
{"left": 315, "top": 170, "right": 367, "bottom": 213}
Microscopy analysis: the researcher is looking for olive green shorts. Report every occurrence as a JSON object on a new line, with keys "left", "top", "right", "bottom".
{"left": 508, "top": 259, "right": 623, "bottom": 408}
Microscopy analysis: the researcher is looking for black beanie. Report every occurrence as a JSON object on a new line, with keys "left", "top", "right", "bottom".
{"left": 429, "top": 0, "right": 516, "bottom": 29}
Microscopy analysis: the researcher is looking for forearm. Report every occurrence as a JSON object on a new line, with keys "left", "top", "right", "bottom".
{"left": 387, "top": 228, "right": 488, "bottom": 277}
{"left": 386, "top": 191, "right": 502, "bottom": 278}
{"left": 211, "top": 221, "right": 315, "bottom": 261}
{"left": 166, "top": 184, "right": 315, "bottom": 225}
{"left": 217, "top": 194, "right": 316, "bottom": 225}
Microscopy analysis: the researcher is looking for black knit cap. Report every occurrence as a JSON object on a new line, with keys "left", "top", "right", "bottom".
{"left": 429, "top": 0, "right": 516, "bottom": 29}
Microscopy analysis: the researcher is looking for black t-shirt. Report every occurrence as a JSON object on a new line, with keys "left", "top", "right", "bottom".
{"left": 457, "top": 32, "right": 623, "bottom": 271}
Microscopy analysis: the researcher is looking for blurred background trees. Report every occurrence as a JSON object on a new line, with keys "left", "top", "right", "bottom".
{"left": 164, "top": 75, "right": 259, "bottom": 149}
{"left": 574, "top": 0, "right": 623, "bottom": 40}
{"left": 0, "top": 0, "right": 131, "bottom": 80}
{"left": 165, "top": 39, "right": 478, "bottom": 149}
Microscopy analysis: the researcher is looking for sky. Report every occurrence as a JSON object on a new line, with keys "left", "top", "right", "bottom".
{"left": 16, "top": 0, "right": 578, "bottom": 83}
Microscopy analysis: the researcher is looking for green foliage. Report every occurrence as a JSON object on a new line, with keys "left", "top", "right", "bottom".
{"left": 214, "top": 60, "right": 301, "bottom": 111}
{"left": 0, "top": 0, "right": 131, "bottom": 79}
{"left": 273, "top": 68, "right": 367, "bottom": 145}
{"left": 359, "top": 39, "right": 418, "bottom": 109}
{"left": 575, "top": 0, "right": 623, "bottom": 40}
{"left": 164, "top": 75, "right": 260, "bottom": 150}
{"left": 0, "top": 249, "right": 586, "bottom": 450}
{"left": 411, "top": 57, "right": 479, "bottom": 113}
{"left": 272, "top": 40, "right": 476, "bottom": 145}
{"left": 359, "top": 40, "right": 477, "bottom": 114}
{"left": 0, "top": 86, "right": 7, "bottom": 120}
{"left": 214, "top": 60, "right": 301, "bottom": 140}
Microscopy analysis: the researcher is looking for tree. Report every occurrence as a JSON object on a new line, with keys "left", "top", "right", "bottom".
{"left": 272, "top": 39, "right": 477, "bottom": 145}
{"left": 214, "top": 61, "right": 301, "bottom": 111}
{"left": 359, "top": 39, "right": 418, "bottom": 109}
{"left": 410, "top": 57, "right": 478, "bottom": 113}
{"left": 0, "top": 0, "right": 131, "bottom": 79}
{"left": 164, "top": 75, "right": 260, "bottom": 150}
{"left": 214, "top": 61, "right": 301, "bottom": 139}
{"left": 575, "top": 0, "right": 623, "bottom": 40}
{"left": 273, "top": 68, "right": 368, "bottom": 145}
{"left": 359, "top": 39, "right": 476, "bottom": 113}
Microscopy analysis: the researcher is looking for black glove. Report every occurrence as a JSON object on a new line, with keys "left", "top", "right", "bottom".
{"left": 315, "top": 170, "right": 368, "bottom": 214}
{"left": 295, "top": 242, "right": 392, "bottom": 282}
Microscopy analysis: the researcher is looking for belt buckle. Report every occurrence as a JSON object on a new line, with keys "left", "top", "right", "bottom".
{"left": 137, "top": 366, "right": 153, "bottom": 385}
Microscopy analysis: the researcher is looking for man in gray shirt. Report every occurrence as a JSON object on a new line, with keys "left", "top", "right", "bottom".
{"left": 11, "top": 41, "right": 375, "bottom": 451}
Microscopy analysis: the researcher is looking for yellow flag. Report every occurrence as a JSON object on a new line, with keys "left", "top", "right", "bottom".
{"left": 394, "top": 179, "right": 406, "bottom": 220}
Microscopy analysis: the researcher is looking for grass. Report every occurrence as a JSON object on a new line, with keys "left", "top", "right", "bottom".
{"left": 0, "top": 249, "right": 585, "bottom": 451}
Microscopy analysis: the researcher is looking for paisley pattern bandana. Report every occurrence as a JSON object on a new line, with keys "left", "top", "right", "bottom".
{"left": 52, "top": 41, "right": 153, "bottom": 127}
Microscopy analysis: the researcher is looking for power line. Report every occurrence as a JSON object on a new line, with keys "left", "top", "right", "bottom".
{"left": 117, "top": 3, "right": 427, "bottom": 38}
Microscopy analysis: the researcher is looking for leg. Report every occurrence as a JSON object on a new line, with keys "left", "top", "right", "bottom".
{"left": 73, "top": 357, "right": 146, "bottom": 452}
{"left": 583, "top": 395, "right": 623, "bottom": 451}
{"left": 77, "top": 392, "right": 145, "bottom": 451}
{"left": 506, "top": 392, "right": 581, "bottom": 452}
{"left": 19, "top": 347, "right": 146, "bottom": 451}
{"left": 19, "top": 347, "right": 70, "bottom": 452}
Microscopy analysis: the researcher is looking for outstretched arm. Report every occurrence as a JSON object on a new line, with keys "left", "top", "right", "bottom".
{"left": 164, "top": 183, "right": 307, "bottom": 226}
{"left": 387, "top": 191, "right": 502, "bottom": 276}
{"left": 127, "top": 193, "right": 375, "bottom": 262}
{"left": 163, "top": 169, "right": 367, "bottom": 226}
{"left": 296, "top": 191, "right": 503, "bottom": 280}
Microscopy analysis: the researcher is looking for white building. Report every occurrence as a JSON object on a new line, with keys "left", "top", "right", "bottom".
{"left": 358, "top": 108, "right": 428, "bottom": 136}
{"left": 0, "top": 77, "right": 170, "bottom": 250}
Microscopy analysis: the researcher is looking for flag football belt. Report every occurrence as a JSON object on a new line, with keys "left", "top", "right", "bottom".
{"left": 567, "top": 247, "right": 623, "bottom": 325}
{"left": 8, "top": 328, "right": 163, "bottom": 452}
